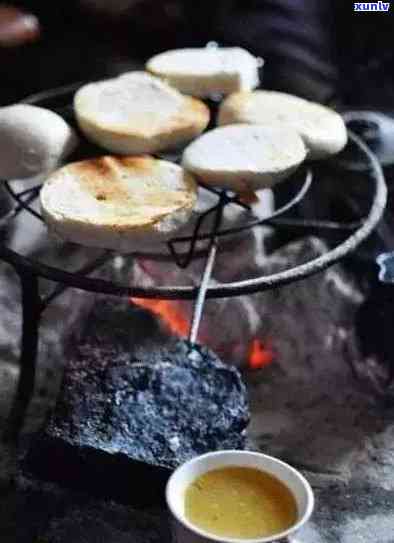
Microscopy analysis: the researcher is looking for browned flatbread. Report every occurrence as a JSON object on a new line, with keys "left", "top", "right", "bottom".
{"left": 74, "top": 72, "right": 210, "bottom": 154}
{"left": 40, "top": 155, "right": 198, "bottom": 252}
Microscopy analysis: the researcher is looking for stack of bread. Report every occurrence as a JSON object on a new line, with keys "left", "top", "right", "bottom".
{"left": 0, "top": 46, "right": 348, "bottom": 253}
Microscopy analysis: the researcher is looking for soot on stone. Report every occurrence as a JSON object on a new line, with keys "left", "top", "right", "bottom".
{"left": 25, "top": 302, "right": 249, "bottom": 506}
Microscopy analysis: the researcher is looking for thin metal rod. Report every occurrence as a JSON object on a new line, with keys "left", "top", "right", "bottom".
{"left": 10, "top": 191, "right": 41, "bottom": 220}
{"left": 198, "top": 182, "right": 252, "bottom": 212}
{"left": 0, "top": 186, "right": 40, "bottom": 226}
{"left": 21, "top": 81, "right": 85, "bottom": 105}
{"left": 3, "top": 182, "right": 44, "bottom": 222}
{"left": 0, "top": 209, "right": 16, "bottom": 228}
{"left": 188, "top": 194, "right": 225, "bottom": 344}
{"left": 266, "top": 217, "right": 361, "bottom": 231}
{"left": 16, "top": 184, "right": 42, "bottom": 198}
{"left": 3, "top": 272, "right": 41, "bottom": 442}
{"left": 188, "top": 242, "right": 218, "bottom": 344}
{"left": 168, "top": 201, "right": 223, "bottom": 268}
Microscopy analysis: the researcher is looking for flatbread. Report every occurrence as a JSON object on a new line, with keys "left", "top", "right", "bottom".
{"left": 146, "top": 47, "right": 260, "bottom": 97}
{"left": 74, "top": 71, "right": 209, "bottom": 154}
{"left": 182, "top": 124, "right": 306, "bottom": 192}
{"left": 218, "top": 91, "right": 347, "bottom": 159}
{"left": 41, "top": 155, "right": 198, "bottom": 252}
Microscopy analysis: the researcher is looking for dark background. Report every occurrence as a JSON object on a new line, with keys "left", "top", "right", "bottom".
{"left": 0, "top": 0, "right": 394, "bottom": 108}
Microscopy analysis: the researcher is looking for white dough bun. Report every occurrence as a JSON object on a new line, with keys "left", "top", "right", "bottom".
{"left": 0, "top": 104, "right": 77, "bottom": 180}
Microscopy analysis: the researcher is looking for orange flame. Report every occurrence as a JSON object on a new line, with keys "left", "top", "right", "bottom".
{"left": 248, "top": 339, "right": 275, "bottom": 370}
{"left": 130, "top": 298, "right": 190, "bottom": 338}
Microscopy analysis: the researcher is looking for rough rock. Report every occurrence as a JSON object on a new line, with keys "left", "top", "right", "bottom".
{"left": 25, "top": 300, "right": 249, "bottom": 504}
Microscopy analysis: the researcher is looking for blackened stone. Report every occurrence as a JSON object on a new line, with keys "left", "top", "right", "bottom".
{"left": 25, "top": 303, "right": 249, "bottom": 505}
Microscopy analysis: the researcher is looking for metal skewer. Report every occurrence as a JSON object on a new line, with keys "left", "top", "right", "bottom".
{"left": 188, "top": 192, "right": 226, "bottom": 345}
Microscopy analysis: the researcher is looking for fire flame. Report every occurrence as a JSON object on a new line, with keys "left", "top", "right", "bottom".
{"left": 247, "top": 339, "right": 275, "bottom": 370}
{"left": 131, "top": 298, "right": 274, "bottom": 370}
{"left": 130, "top": 298, "right": 190, "bottom": 338}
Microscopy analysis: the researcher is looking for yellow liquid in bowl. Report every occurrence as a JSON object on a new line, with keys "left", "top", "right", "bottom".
{"left": 185, "top": 466, "right": 298, "bottom": 539}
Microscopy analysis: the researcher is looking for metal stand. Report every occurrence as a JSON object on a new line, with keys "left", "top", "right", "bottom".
{"left": 0, "top": 84, "right": 388, "bottom": 442}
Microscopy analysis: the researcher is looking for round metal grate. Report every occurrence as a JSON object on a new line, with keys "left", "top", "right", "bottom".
{"left": 0, "top": 83, "right": 388, "bottom": 442}
{"left": 0, "top": 83, "right": 388, "bottom": 302}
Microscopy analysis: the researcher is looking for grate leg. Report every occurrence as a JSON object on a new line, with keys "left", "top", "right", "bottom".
{"left": 3, "top": 272, "right": 41, "bottom": 442}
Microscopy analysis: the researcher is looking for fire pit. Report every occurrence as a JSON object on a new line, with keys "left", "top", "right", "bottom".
{"left": 0, "top": 84, "right": 390, "bottom": 542}
{"left": 0, "top": 83, "right": 387, "bottom": 441}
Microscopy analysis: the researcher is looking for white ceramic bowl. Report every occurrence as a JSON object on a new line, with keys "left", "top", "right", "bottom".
{"left": 166, "top": 450, "right": 314, "bottom": 543}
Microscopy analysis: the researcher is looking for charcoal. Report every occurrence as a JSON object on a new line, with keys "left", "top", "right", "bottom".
{"left": 25, "top": 301, "right": 249, "bottom": 505}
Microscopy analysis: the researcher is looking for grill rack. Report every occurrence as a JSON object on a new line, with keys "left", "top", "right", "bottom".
{"left": 0, "top": 83, "right": 388, "bottom": 441}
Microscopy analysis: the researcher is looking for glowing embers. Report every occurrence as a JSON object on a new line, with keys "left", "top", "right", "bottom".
{"left": 247, "top": 339, "right": 275, "bottom": 370}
